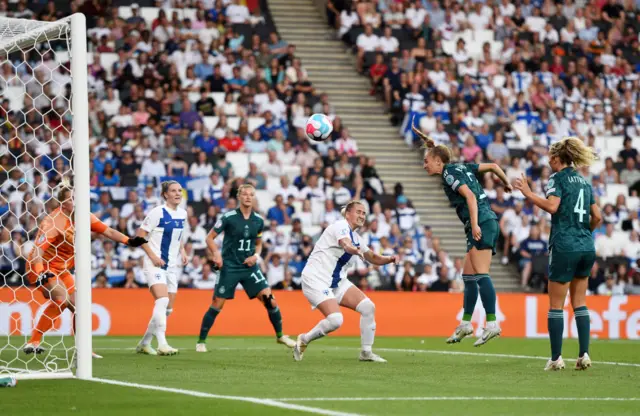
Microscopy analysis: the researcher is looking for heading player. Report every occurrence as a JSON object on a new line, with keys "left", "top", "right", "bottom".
{"left": 196, "top": 184, "right": 296, "bottom": 351}
{"left": 515, "top": 137, "right": 601, "bottom": 371}
{"left": 23, "top": 181, "right": 147, "bottom": 356}
{"left": 414, "top": 123, "right": 511, "bottom": 346}
{"left": 293, "top": 200, "right": 398, "bottom": 363}
{"left": 136, "top": 181, "right": 188, "bottom": 356}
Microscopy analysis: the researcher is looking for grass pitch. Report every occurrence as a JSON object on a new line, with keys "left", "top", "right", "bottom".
{"left": 2, "top": 336, "right": 639, "bottom": 415}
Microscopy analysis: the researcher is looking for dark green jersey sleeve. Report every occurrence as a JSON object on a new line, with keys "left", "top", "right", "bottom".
{"left": 443, "top": 165, "right": 470, "bottom": 193}
{"left": 213, "top": 214, "right": 227, "bottom": 234}
{"left": 256, "top": 216, "right": 264, "bottom": 239}
{"left": 466, "top": 163, "right": 480, "bottom": 176}
{"left": 546, "top": 175, "right": 562, "bottom": 199}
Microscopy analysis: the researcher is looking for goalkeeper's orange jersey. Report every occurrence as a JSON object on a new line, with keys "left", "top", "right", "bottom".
{"left": 28, "top": 208, "right": 108, "bottom": 275}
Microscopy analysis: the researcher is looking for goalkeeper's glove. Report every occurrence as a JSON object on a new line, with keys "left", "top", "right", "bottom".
{"left": 36, "top": 272, "right": 55, "bottom": 287}
{"left": 127, "top": 236, "right": 148, "bottom": 247}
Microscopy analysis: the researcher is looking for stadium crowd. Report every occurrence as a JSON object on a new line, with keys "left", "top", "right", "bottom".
{"left": 327, "top": 0, "right": 640, "bottom": 294}
{"left": 0, "top": 0, "right": 468, "bottom": 295}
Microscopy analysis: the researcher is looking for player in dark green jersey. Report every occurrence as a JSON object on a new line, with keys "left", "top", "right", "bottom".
{"left": 196, "top": 184, "right": 295, "bottom": 351}
{"left": 514, "top": 137, "right": 602, "bottom": 371}
{"left": 413, "top": 124, "right": 512, "bottom": 347}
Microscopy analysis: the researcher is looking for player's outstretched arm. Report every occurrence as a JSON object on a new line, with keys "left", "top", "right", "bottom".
{"left": 477, "top": 163, "right": 513, "bottom": 191}
{"left": 338, "top": 237, "right": 364, "bottom": 260}
{"left": 363, "top": 250, "right": 399, "bottom": 266}
{"left": 514, "top": 173, "right": 560, "bottom": 214}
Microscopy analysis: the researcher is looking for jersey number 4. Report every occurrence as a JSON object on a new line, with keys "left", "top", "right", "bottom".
{"left": 238, "top": 239, "right": 252, "bottom": 251}
{"left": 574, "top": 189, "right": 587, "bottom": 222}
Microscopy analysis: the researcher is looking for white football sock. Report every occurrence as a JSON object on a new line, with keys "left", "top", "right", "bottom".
{"left": 487, "top": 320, "right": 498, "bottom": 329}
{"left": 141, "top": 319, "right": 155, "bottom": 346}
{"left": 301, "top": 313, "right": 343, "bottom": 345}
{"left": 152, "top": 297, "right": 169, "bottom": 346}
{"left": 356, "top": 299, "right": 376, "bottom": 353}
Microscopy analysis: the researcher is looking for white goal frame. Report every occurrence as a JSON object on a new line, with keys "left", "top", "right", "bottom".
{"left": 0, "top": 13, "right": 91, "bottom": 381}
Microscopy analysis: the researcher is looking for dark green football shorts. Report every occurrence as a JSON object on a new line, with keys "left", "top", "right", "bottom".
{"left": 214, "top": 266, "right": 269, "bottom": 299}
{"left": 548, "top": 250, "right": 596, "bottom": 283}
{"left": 466, "top": 219, "right": 499, "bottom": 255}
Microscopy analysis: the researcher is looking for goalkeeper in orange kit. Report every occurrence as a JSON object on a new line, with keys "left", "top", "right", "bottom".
{"left": 23, "top": 182, "right": 147, "bottom": 357}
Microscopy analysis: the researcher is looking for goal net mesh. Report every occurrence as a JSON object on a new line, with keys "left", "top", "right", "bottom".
{"left": 0, "top": 16, "right": 78, "bottom": 378}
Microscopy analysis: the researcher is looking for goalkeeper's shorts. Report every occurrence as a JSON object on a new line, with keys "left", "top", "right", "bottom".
{"left": 28, "top": 270, "right": 75, "bottom": 295}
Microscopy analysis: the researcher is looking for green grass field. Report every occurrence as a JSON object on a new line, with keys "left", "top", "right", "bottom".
{"left": 2, "top": 336, "right": 639, "bottom": 415}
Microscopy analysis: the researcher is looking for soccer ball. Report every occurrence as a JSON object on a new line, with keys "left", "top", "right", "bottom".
{"left": 305, "top": 113, "right": 333, "bottom": 141}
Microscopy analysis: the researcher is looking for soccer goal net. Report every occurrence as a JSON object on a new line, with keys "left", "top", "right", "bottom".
{"left": 0, "top": 14, "right": 92, "bottom": 381}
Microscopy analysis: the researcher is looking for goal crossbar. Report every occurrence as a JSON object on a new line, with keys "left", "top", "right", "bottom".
{"left": 0, "top": 16, "right": 72, "bottom": 54}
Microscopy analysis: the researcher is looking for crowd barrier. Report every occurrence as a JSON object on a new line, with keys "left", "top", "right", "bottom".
{"left": 1, "top": 289, "right": 639, "bottom": 339}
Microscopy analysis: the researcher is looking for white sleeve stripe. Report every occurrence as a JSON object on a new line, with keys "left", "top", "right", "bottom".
{"left": 452, "top": 180, "right": 460, "bottom": 191}
{"left": 546, "top": 188, "right": 556, "bottom": 195}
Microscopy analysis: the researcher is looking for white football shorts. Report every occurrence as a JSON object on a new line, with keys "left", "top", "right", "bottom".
{"left": 301, "top": 275, "right": 354, "bottom": 310}
{"left": 144, "top": 266, "right": 179, "bottom": 294}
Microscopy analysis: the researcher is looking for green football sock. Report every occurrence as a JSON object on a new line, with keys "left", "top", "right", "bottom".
{"left": 462, "top": 274, "right": 478, "bottom": 321}
{"left": 198, "top": 306, "right": 220, "bottom": 343}
{"left": 574, "top": 306, "right": 590, "bottom": 357}
{"left": 476, "top": 274, "right": 496, "bottom": 321}
{"left": 548, "top": 309, "right": 564, "bottom": 361}
{"left": 268, "top": 307, "right": 284, "bottom": 338}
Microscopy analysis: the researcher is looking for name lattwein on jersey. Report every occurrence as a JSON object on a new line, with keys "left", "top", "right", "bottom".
{"left": 567, "top": 176, "right": 588, "bottom": 185}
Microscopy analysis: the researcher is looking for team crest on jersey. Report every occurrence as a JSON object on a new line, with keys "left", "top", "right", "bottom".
{"left": 445, "top": 174, "right": 454, "bottom": 185}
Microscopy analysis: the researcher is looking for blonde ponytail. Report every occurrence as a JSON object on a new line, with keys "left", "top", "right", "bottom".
{"left": 412, "top": 119, "right": 451, "bottom": 163}
{"left": 549, "top": 136, "right": 598, "bottom": 168}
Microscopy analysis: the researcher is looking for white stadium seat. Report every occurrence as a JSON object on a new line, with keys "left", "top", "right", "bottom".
{"left": 255, "top": 190, "right": 275, "bottom": 213}
{"left": 266, "top": 176, "right": 281, "bottom": 196}
{"left": 99, "top": 52, "right": 118, "bottom": 81}
{"left": 226, "top": 152, "right": 249, "bottom": 178}
{"left": 249, "top": 152, "right": 269, "bottom": 167}
{"left": 248, "top": 117, "right": 265, "bottom": 132}
{"left": 606, "top": 183, "right": 629, "bottom": 201}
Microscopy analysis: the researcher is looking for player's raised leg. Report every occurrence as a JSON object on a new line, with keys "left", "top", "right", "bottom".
{"left": 469, "top": 245, "right": 501, "bottom": 347}
{"left": 340, "top": 284, "right": 386, "bottom": 363}
{"left": 24, "top": 278, "right": 70, "bottom": 354}
{"left": 447, "top": 254, "right": 476, "bottom": 344}
{"left": 294, "top": 296, "right": 343, "bottom": 362}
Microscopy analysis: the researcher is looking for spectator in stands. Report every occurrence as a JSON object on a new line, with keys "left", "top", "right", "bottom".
{"left": 356, "top": 24, "right": 379, "bottom": 73}
{"left": 595, "top": 223, "right": 624, "bottom": 260}
{"left": 267, "top": 194, "right": 291, "bottom": 226}
{"left": 601, "top": 157, "right": 620, "bottom": 184}
{"left": 518, "top": 225, "right": 548, "bottom": 290}
{"left": 620, "top": 157, "right": 640, "bottom": 188}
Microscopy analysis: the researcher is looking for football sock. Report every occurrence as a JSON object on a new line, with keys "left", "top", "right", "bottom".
{"left": 548, "top": 309, "right": 564, "bottom": 361}
{"left": 462, "top": 274, "right": 478, "bottom": 322}
{"left": 476, "top": 274, "right": 496, "bottom": 322}
{"left": 574, "top": 306, "right": 590, "bottom": 357}
{"left": 301, "top": 313, "right": 343, "bottom": 345}
{"left": 267, "top": 306, "right": 284, "bottom": 338}
{"left": 356, "top": 299, "right": 376, "bottom": 353}
{"left": 152, "top": 297, "right": 169, "bottom": 346}
{"left": 30, "top": 299, "right": 65, "bottom": 344}
{"left": 198, "top": 306, "right": 220, "bottom": 343}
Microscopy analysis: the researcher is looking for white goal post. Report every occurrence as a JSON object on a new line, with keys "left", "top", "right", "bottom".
{"left": 0, "top": 14, "right": 91, "bottom": 380}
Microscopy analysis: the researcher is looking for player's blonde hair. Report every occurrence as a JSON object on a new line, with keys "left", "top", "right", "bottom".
{"left": 237, "top": 183, "right": 256, "bottom": 195}
{"left": 549, "top": 136, "right": 598, "bottom": 168}
{"left": 340, "top": 200, "right": 364, "bottom": 217}
{"left": 412, "top": 120, "right": 451, "bottom": 164}
{"left": 56, "top": 177, "right": 73, "bottom": 201}
{"left": 160, "top": 180, "right": 181, "bottom": 200}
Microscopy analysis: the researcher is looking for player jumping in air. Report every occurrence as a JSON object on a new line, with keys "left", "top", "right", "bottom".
{"left": 23, "top": 181, "right": 147, "bottom": 357}
{"left": 293, "top": 200, "right": 398, "bottom": 362}
{"left": 136, "top": 181, "right": 188, "bottom": 356}
{"left": 196, "top": 184, "right": 296, "bottom": 351}
{"left": 514, "top": 137, "right": 601, "bottom": 371}
{"left": 413, "top": 123, "right": 511, "bottom": 346}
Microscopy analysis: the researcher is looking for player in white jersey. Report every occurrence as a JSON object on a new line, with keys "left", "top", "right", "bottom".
{"left": 135, "top": 181, "right": 188, "bottom": 356}
{"left": 294, "top": 201, "right": 399, "bottom": 362}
